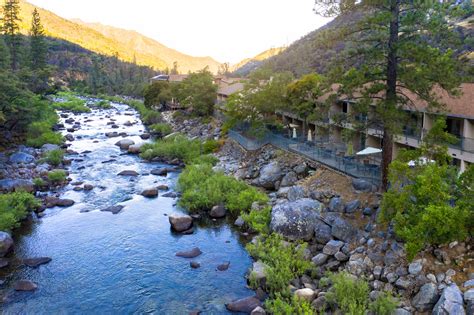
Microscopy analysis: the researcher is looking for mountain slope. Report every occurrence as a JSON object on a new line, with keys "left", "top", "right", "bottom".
{"left": 231, "top": 47, "right": 286, "bottom": 76}
{"left": 15, "top": 1, "right": 220, "bottom": 73}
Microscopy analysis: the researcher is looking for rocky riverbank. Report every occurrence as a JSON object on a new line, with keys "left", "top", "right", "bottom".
{"left": 162, "top": 112, "right": 474, "bottom": 314}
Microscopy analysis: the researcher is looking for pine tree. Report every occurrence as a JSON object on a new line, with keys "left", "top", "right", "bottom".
{"left": 0, "top": 37, "right": 11, "bottom": 71}
{"left": 2, "top": 0, "right": 22, "bottom": 71}
{"left": 314, "top": 0, "right": 471, "bottom": 191}
{"left": 30, "top": 8, "right": 47, "bottom": 70}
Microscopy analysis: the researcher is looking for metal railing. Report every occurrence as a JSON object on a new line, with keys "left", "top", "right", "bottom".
{"left": 229, "top": 128, "right": 382, "bottom": 186}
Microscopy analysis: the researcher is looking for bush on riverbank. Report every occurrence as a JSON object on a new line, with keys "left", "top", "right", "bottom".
{"left": 0, "top": 192, "right": 40, "bottom": 231}
{"left": 53, "top": 92, "right": 90, "bottom": 113}
{"left": 47, "top": 170, "right": 67, "bottom": 184}
{"left": 97, "top": 94, "right": 162, "bottom": 125}
{"left": 41, "top": 149, "right": 64, "bottom": 166}
{"left": 26, "top": 120, "right": 64, "bottom": 148}
{"left": 140, "top": 134, "right": 218, "bottom": 163}
{"left": 149, "top": 123, "right": 172, "bottom": 137}
{"left": 177, "top": 163, "right": 268, "bottom": 214}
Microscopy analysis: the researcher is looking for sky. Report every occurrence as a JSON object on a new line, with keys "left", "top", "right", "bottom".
{"left": 27, "top": 0, "right": 332, "bottom": 64}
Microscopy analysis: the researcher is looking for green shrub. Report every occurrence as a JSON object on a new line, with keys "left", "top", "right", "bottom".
{"left": 202, "top": 139, "right": 220, "bottom": 153}
{"left": 140, "top": 134, "right": 203, "bottom": 163}
{"left": 53, "top": 98, "right": 90, "bottom": 113}
{"left": 33, "top": 177, "right": 46, "bottom": 187}
{"left": 26, "top": 111, "right": 63, "bottom": 148}
{"left": 177, "top": 163, "right": 268, "bottom": 214}
{"left": 42, "top": 149, "right": 64, "bottom": 166}
{"left": 94, "top": 100, "right": 111, "bottom": 109}
{"left": 242, "top": 206, "right": 272, "bottom": 235}
{"left": 0, "top": 192, "right": 40, "bottom": 231}
{"left": 190, "top": 154, "right": 219, "bottom": 166}
{"left": 246, "top": 233, "right": 312, "bottom": 297}
{"left": 47, "top": 170, "right": 67, "bottom": 184}
{"left": 265, "top": 294, "right": 313, "bottom": 315}
{"left": 369, "top": 291, "right": 398, "bottom": 315}
{"left": 149, "top": 123, "right": 172, "bottom": 137}
{"left": 326, "top": 272, "right": 369, "bottom": 315}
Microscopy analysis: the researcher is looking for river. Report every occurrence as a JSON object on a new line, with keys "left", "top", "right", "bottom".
{"left": 0, "top": 100, "right": 253, "bottom": 314}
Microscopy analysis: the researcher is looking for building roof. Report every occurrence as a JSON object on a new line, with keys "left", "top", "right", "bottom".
{"left": 217, "top": 82, "right": 245, "bottom": 97}
{"left": 168, "top": 74, "right": 189, "bottom": 82}
{"left": 319, "top": 83, "right": 474, "bottom": 119}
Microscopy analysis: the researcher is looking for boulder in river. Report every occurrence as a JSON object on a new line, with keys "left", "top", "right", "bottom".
{"left": 117, "top": 170, "right": 139, "bottom": 176}
{"left": 45, "top": 197, "right": 75, "bottom": 208}
{"left": 100, "top": 205, "right": 124, "bottom": 214}
{"left": 127, "top": 144, "right": 142, "bottom": 154}
{"left": 226, "top": 296, "right": 262, "bottom": 313}
{"left": 150, "top": 168, "right": 168, "bottom": 176}
{"left": 190, "top": 261, "right": 201, "bottom": 269}
{"left": 217, "top": 261, "right": 230, "bottom": 271}
{"left": 270, "top": 198, "right": 323, "bottom": 241}
{"left": 140, "top": 133, "right": 151, "bottom": 140}
{"left": 169, "top": 215, "right": 193, "bottom": 232}
{"left": 22, "top": 257, "right": 52, "bottom": 268}
{"left": 0, "top": 232, "right": 14, "bottom": 257}
{"left": 176, "top": 247, "right": 202, "bottom": 258}
{"left": 141, "top": 188, "right": 158, "bottom": 198}
{"left": 115, "top": 139, "right": 135, "bottom": 150}
{"left": 14, "top": 280, "right": 38, "bottom": 291}
{"left": 210, "top": 205, "right": 226, "bottom": 218}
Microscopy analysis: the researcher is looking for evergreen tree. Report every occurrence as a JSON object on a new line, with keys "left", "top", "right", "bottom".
{"left": 30, "top": 8, "right": 47, "bottom": 70}
{"left": 2, "top": 0, "right": 22, "bottom": 71}
{"left": 314, "top": 0, "right": 471, "bottom": 190}
{"left": 0, "top": 36, "right": 11, "bottom": 71}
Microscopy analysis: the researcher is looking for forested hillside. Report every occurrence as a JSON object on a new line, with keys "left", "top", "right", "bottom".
{"left": 260, "top": 9, "right": 474, "bottom": 78}
{"left": 12, "top": 0, "right": 221, "bottom": 73}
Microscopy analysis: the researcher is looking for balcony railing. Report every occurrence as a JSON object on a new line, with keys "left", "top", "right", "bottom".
{"left": 449, "top": 136, "right": 474, "bottom": 153}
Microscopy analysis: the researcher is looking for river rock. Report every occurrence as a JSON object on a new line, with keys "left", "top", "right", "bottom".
{"left": 312, "top": 253, "right": 329, "bottom": 266}
{"left": 250, "top": 306, "right": 266, "bottom": 315}
{"left": 22, "top": 257, "right": 52, "bottom": 268}
{"left": 41, "top": 144, "right": 60, "bottom": 152}
{"left": 250, "top": 261, "right": 267, "bottom": 285}
{"left": 295, "top": 288, "right": 316, "bottom": 302}
{"left": 329, "top": 197, "right": 344, "bottom": 212}
{"left": 65, "top": 134, "right": 75, "bottom": 141}
{"left": 9, "top": 152, "right": 35, "bottom": 164}
{"left": 314, "top": 219, "right": 332, "bottom": 244}
{"left": 45, "top": 197, "right": 75, "bottom": 208}
{"left": 0, "top": 232, "right": 13, "bottom": 257}
{"left": 14, "top": 280, "right": 38, "bottom": 291}
{"left": 412, "top": 282, "right": 439, "bottom": 312}
{"left": 140, "top": 133, "right": 151, "bottom": 140}
{"left": 287, "top": 185, "right": 305, "bottom": 201}
{"left": 83, "top": 184, "right": 94, "bottom": 191}
{"left": 169, "top": 215, "right": 193, "bottom": 232}
{"left": 0, "top": 179, "right": 34, "bottom": 192}
{"left": 226, "top": 296, "right": 262, "bottom": 313}
{"left": 151, "top": 168, "right": 168, "bottom": 176}
{"left": 344, "top": 199, "right": 361, "bottom": 213}
{"left": 330, "top": 216, "right": 359, "bottom": 242}
{"left": 176, "top": 247, "right": 202, "bottom": 258}
{"left": 432, "top": 283, "right": 465, "bottom": 315}
{"left": 141, "top": 188, "right": 159, "bottom": 198}
{"left": 217, "top": 261, "right": 230, "bottom": 271}
{"left": 280, "top": 171, "right": 297, "bottom": 187}
{"left": 100, "top": 205, "right": 124, "bottom": 214}
{"left": 234, "top": 216, "right": 245, "bottom": 228}
{"left": 255, "top": 162, "right": 282, "bottom": 190}
{"left": 270, "top": 199, "right": 322, "bottom": 241}
{"left": 323, "top": 240, "right": 345, "bottom": 255}
{"left": 352, "top": 178, "right": 373, "bottom": 192}
{"left": 117, "top": 170, "right": 139, "bottom": 176}
{"left": 105, "top": 132, "right": 119, "bottom": 138}
{"left": 127, "top": 145, "right": 142, "bottom": 154}
{"left": 115, "top": 139, "right": 135, "bottom": 150}
{"left": 210, "top": 205, "right": 226, "bottom": 218}
{"left": 190, "top": 261, "right": 201, "bottom": 269}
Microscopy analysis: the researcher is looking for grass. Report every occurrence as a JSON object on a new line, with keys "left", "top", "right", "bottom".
{"left": 0, "top": 192, "right": 40, "bottom": 231}
{"left": 26, "top": 105, "right": 64, "bottom": 148}
{"left": 92, "top": 100, "right": 112, "bottom": 109}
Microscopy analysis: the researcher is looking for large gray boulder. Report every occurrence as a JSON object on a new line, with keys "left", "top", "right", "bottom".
{"left": 328, "top": 197, "right": 344, "bottom": 212}
{"left": 412, "top": 283, "right": 439, "bottom": 312}
{"left": 0, "top": 179, "right": 34, "bottom": 192}
{"left": 226, "top": 296, "right": 262, "bottom": 313}
{"left": 169, "top": 215, "right": 193, "bottom": 232}
{"left": 432, "top": 283, "right": 465, "bottom": 315}
{"left": 352, "top": 178, "right": 373, "bottom": 192}
{"left": 115, "top": 139, "right": 135, "bottom": 150}
{"left": 9, "top": 152, "right": 35, "bottom": 164}
{"left": 256, "top": 162, "right": 282, "bottom": 189}
{"left": 270, "top": 198, "right": 322, "bottom": 241}
{"left": 330, "top": 216, "right": 359, "bottom": 242}
{"left": 280, "top": 171, "right": 298, "bottom": 187}
{"left": 0, "top": 232, "right": 14, "bottom": 257}
{"left": 344, "top": 199, "right": 361, "bottom": 213}
{"left": 287, "top": 185, "right": 305, "bottom": 201}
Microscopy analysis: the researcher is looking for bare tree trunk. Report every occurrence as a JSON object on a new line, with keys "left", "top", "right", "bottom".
{"left": 382, "top": 0, "right": 400, "bottom": 191}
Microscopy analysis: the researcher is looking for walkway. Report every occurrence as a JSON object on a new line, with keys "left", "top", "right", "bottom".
{"left": 229, "top": 129, "right": 382, "bottom": 187}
